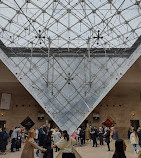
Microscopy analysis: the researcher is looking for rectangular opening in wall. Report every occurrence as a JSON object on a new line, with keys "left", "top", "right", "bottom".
{"left": 130, "top": 120, "right": 140, "bottom": 130}
{"left": 0, "top": 120, "right": 6, "bottom": 128}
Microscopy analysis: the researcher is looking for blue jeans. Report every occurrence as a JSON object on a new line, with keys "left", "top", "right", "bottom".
{"left": 133, "top": 144, "right": 138, "bottom": 151}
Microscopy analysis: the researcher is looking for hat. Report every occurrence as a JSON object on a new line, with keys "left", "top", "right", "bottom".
{"left": 21, "top": 117, "right": 35, "bottom": 130}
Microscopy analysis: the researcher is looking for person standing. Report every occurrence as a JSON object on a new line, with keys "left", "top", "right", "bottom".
{"left": 0, "top": 128, "right": 5, "bottom": 154}
{"left": 2, "top": 128, "right": 9, "bottom": 154}
{"left": 130, "top": 128, "right": 139, "bottom": 154}
{"left": 98, "top": 127, "right": 104, "bottom": 145}
{"left": 34, "top": 128, "right": 39, "bottom": 143}
{"left": 52, "top": 130, "right": 76, "bottom": 158}
{"left": 21, "top": 129, "right": 46, "bottom": 158}
{"left": 137, "top": 127, "right": 141, "bottom": 148}
{"left": 91, "top": 127, "right": 98, "bottom": 147}
{"left": 16, "top": 130, "right": 22, "bottom": 151}
{"left": 42, "top": 130, "right": 53, "bottom": 158}
{"left": 76, "top": 128, "right": 80, "bottom": 144}
{"left": 104, "top": 127, "right": 111, "bottom": 151}
{"left": 79, "top": 128, "right": 85, "bottom": 146}
{"left": 9, "top": 128, "right": 13, "bottom": 138}
{"left": 53, "top": 127, "right": 61, "bottom": 152}
{"left": 111, "top": 127, "right": 118, "bottom": 151}
{"left": 112, "top": 139, "right": 127, "bottom": 158}
{"left": 85, "top": 125, "right": 90, "bottom": 142}
{"left": 38, "top": 126, "right": 49, "bottom": 158}
{"left": 128, "top": 127, "right": 132, "bottom": 139}
{"left": 11, "top": 127, "right": 21, "bottom": 152}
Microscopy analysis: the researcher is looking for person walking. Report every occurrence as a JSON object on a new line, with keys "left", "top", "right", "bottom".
{"left": 21, "top": 129, "right": 46, "bottom": 158}
{"left": 52, "top": 130, "right": 76, "bottom": 158}
{"left": 130, "top": 128, "right": 139, "bottom": 154}
{"left": 112, "top": 139, "right": 127, "bottom": 158}
{"left": 104, "top": 127, "right": 111, "bottom": 151}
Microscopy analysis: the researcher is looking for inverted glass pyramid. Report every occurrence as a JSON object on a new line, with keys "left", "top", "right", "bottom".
{"left": 0, "top": 0, "right": 141, "bottom": 134}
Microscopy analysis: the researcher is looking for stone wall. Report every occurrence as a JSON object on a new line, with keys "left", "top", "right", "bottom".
{"left": 85, "top": 94, "right": 141, "bottom": 138}
{"left": 0, "top": 93, "right": 51, "bottom": 131}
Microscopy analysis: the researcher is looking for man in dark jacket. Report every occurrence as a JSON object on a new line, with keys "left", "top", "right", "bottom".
{"left": 79, "top": 128, "right": 85, "bottom": 146}
{"left": 38, "top": 126, "right": 53, "bottom": 158}
{"left": 91, "top": 127, "right": 98, "bottom": 147}
{"left": 104, "top": 127, "right": 110, "bottom": 151}
{"left": 3, "top": 128, "right": 9, "bottom": 154}
{"left": 0, "top": 128, "right": 6, "bottom": 154}
{"left": 98, "top": 127, "right": 104, "bottom": 145}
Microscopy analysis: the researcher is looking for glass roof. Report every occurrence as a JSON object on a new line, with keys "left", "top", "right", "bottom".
{"left": 0, "top": 0, "right": 141, "bottom": 49}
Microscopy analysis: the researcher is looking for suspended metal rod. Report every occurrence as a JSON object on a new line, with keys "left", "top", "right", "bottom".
{"left": 46, "top": 37, "right": 51, "bottom": 87}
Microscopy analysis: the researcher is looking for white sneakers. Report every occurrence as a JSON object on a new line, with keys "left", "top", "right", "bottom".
{"left": 136, "top": 149, "right": 139, "bottom": 154}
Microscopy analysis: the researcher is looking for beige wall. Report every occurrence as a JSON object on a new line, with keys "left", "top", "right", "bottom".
{"left": 0, "top": 93, "right": 52, "bottom": 131}
{"left": 86, "top": 94, "right": 141, "bottom": 138}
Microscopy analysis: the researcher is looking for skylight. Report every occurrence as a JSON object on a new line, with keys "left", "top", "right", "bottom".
{"left": 0, "top": 0, "right": 141, "bottom": 49}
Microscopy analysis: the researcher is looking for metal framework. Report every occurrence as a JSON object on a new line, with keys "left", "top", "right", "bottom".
{"left": 0, "top": 0, "right": 141, "bottom": 134}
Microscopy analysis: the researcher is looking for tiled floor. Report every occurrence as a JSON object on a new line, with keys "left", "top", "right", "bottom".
{"left": 1, "top": 139, "right": 141, "bottom": 158}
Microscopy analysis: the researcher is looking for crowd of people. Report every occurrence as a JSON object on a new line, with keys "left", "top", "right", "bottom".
{"left": 75, "top": 126, "right": 118, "bottom": 152}
{"left": 0, "top": 124, "right": 141, "bottom": 158}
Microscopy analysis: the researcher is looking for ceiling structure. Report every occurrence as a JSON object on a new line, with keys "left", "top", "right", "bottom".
{"left": 0, "top": 0, "right": 141, "bottom": 134}
{"left": 0, "top": 0, "right": 141, "bottom": 50}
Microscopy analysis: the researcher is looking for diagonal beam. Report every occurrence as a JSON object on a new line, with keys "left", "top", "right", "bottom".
{"left": 76, "top": 43, "right": 141, "bottom": 129}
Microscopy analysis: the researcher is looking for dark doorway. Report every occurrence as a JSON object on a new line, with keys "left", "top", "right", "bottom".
{"left": 0, "top": 120, "right": 6, "bottom": 128}
{"left": 130, "top": 120, "right": 140, "bottom": 130}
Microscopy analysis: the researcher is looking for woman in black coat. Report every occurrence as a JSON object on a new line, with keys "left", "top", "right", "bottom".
{"left": 113, "top": 139, "right": 126, "bottom": 158}
{"left": 104, "top": 128, "right": 110, "bottom": 151}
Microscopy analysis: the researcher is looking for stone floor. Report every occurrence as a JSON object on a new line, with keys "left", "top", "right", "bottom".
{"left": 1, "top": 139, "right": 141, "bottom": 158}
{"left": 75, "top": 139, "right": 141, "bottom": 158}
